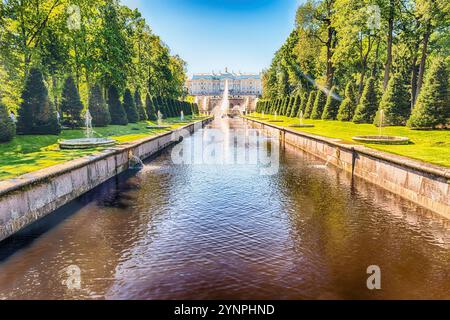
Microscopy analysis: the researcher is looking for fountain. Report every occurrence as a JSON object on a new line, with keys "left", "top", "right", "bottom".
{"left": 212, "top": 79, "right": 230, "bottom": 119}
{"left": 352, "top": 110, "right": 410, "bottom": 145}
{"left": 59, "top": 109, "right": 116, "bottom": 149}
{"left": 269, "top": 111, "right": 283, "bottom": 123}
{"left": 147, "top": 110, "right": 171, "bottom": 129}
{"left": 290, "top": 110, "right": 315, "bottom": 128}
{"left": 128, "top": 151, "right": 145, "bottom": 170}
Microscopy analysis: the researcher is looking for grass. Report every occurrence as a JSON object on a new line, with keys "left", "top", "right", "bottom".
{"left": 0, "top": 116, "right": 205, "bottom": 180}
{"left": 247, "top": 113, "right": 450, "bottom": 168}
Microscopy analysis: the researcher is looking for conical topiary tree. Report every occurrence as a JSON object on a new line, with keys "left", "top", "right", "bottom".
{"left": 17, "top": 68, "right": 60, "bottom": 135}
{"left": 353, "top": 77, "right": 378, "bottom": 124}
{"left": 60, "top": 76, "right": 84, "bottom": 128}
{"left": 108, "top": 85, "right": 128, "bottom": 125}
{"left": 337, "top": 81, "right": 357, "bottom": 121}
{"left": 297, "top": 92, "right": 308, "bottom": 117}
{"left": 304, "top": 91, "right": 316, "bottom": 119}
{"left": 285, "top": 96, "right": 294, "bottom": 116}
{"left": 89, "top": 84, "right": 111, "bottom": 127}
{"left": 289, "top": 94, "right": 300, "bottom": 118}
{"left": 374, "top": 71, "right": 411, "bottom": 126}
{"left": 146, "top": 94, "right": 157, "bottom": 121}
{"left": 134, "top": 89, "right": 147, "bottom": 121}
{"left": 407, "top": 58, "right": 449, "bottom": 129}
{"left": 123, "top": 89, "right": 139, "bottom": 123}
{"left": 311, "top": 89, "right": 327, "bottom": 119}
{"left": 322, "top": 86, "right": 340, "bottom": 120}
{"left": 0, "top": 102, "right": 15, "bottom": 142}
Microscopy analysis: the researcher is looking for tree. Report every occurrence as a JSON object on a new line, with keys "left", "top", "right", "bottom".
{"left": 108, "top": 85, "right": 128, "bottom": 125}
{"left": 337, "top": 81, "right": 357, "bottom": 121}
{"left": 297, "top": 92, "right": 308, "bottom": 117}
{"left": 17, "top": 68, "right": 60, "bottom": 135}
{"left": 353, "top": 77, "right": 379, "bottom": 123}
{"left": 0, "top": 102, "right": 15, "bottom": 142}
{"left": 89, "top": 84, "right": 110, "bottom": 127}
{"left": 290, "top": 94, "right": 302, "bottom": 117}
{"left": 407, "top": 58, "right": 449, "bottom": 129}
{"left": 304, "top": 91, "right": 316, "bottom": 118}
{"left": 134, "top": 89, "right": 147, "bottom": 121}
{"left": 61, "top": 76, "right": 84, "bottom": 128}
{"left": 123, "top": 89, "right": 139, "bottom": 123}
{"left": 322, "top": 86, "right": 340, "bottom": 120}
{"left": 146, "top": 94, "right": 157, "bottom": 121}
{"left": 311, "top": 90, "right": 327, "bottom": 119}
{"left": 375, "top": 71, "right": 411, "bottom": 126}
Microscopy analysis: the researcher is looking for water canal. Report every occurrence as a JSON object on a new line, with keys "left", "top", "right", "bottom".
{"left": 0, "top": 118, "right": 449, "bottom": 299}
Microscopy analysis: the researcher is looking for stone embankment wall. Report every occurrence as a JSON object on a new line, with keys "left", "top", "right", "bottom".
{"left": 0, "top": 119, "right": 211, "bottom": 242}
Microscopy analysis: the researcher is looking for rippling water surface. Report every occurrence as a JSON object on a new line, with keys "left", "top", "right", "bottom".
{"left": 0, "top": 118, "right": 449, "bottom": 300}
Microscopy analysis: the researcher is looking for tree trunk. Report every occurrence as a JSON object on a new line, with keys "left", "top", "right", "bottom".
{"left": 383, "top": 0, "right": 395, "bottom": 89}
{"left": 326, "top": 26, "right": 335, "bottom": 88}
{"left": 415, "top": 23, "right": 431, "bottom": 103}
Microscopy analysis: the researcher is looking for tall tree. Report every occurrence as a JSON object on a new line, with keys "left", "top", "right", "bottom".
{"left": 408, "top": 58, "right": 449, "bottom": 129}
{"left": 88, "top": 84, "right": 110, "bottom": 127}
{"left": 17, "top": 68, "right": 60, "bottom": 135}
{"left": 123, "top": 88, "right": 139, "bottom": 123}
{"left": 60, "top": 76, "right": 84, "bottom": 128}
{"left": 107, "top": 85, "right": 128, "bottom": 125}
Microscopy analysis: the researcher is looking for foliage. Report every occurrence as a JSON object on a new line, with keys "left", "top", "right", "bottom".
{"left": 107, "top": 85, "right": 128, "bottom": 125}
{"left": 375, "top": 71, "right": 411, "bottom": 126}
{"left": 123, "top": 89, "right": 139, "bottom": 123}
{"left": 134, "top": 89, "right": 147, "bottom": 121}
{"left": 0, "top": 102, "right": 15, "bottom": 142}
{"left": 88, "top": 84, "right": 111, "bottom": 127}
{"left": 311, "top": 90, "right": 327, "bottom": 120}
{"left": 304, "top": 91, "right": 316, "bottom": 119}
{"left": 322, "top": 87, "right": 340, "bottom": 120}
{"left": 353, "top": 77, "right": 378, "bottom": 124}
{"left": 146, "top": 94, "right": 157, "bottom": 121}
{"left": 408, "top": 58, "right": 449, "bottom": 129}
{"left": 17, "top": 68, "right": 60, "bottom": 135}
{"left": 60, "top": 76, "right": 84, "bottom": 128}
{"left": 337, "top": 81, "right": 357, "bottom": 121}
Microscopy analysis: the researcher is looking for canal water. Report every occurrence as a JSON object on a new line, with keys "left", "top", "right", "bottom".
{"left": 0, "top": 118, "right": 449, "bottom": 300}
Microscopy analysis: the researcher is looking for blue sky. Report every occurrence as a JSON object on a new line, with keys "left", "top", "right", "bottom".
{"left": 121, "top": 0, "right": 299, "bottom": 75}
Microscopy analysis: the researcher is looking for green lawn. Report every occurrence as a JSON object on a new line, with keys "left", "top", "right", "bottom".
{"left": 0, "top": 116, "right": 203, "bottom": 180}
{"left": 248, "top": 113, "right": 450, "bottom": 168}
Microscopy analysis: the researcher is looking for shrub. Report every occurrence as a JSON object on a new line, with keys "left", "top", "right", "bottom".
{"left": 108, "top": 85, "right": 128, "bottom": 125}
{"left": 311, "top": 90, "right": 327, "bottom": 120}
{"left": 297, "top": 92, "right": 308, "bottom": 117}
{"left": 353, "top": 77, "right": 378, "bottom": 124}
{"left": 337, "top": 81, "right": 357, "bottom": 121}
{"left": 303, "top": 91, "right": 316, "bottom": 119}
{"left": 374, "top": 72, "right": 411, "bottom": 126}
{"left": 407, "top": 58, "right": 449, "bottom": 129}
{"left": 322, "top": 87, "right": 340, "bottom": 120}
{"left": 0, "top": 102, "right": 15, "bottom": 142}
{"left": 17, "top": 68, "right": 60, "bottom": 135}
{"left": 60, "top": 76, "right": 84, "bottom": 128}
{"left": 134, "top": 90, "right": 147, "bottom": 121}
{"left": 123, "top": 89, "right": 139, "bottom": 123}
{"left": 146, "top": 94, "right": 157, "bottom": 121}
{"left": 88, "top": 84, "right": 111, "bottom": 127}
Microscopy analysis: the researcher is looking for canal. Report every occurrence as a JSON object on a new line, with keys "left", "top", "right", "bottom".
{"left": 0, "top": 118, "right": 449, "bottom": 299}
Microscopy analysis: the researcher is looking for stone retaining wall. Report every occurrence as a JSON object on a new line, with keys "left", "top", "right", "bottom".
{"left": 245, "top": 118, "right": 450, "bottom": 220}
{"left": 0, "top": 119, "right": 210, "bottom": 242}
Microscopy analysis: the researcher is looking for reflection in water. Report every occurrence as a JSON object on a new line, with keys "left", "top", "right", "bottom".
{"left": 0, "top": 118, "right": 449, "bottom": 300}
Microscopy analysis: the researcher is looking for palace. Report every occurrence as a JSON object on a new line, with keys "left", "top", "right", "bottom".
{"left": 186, "top": 69, "right": 262, "bottom": 97}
